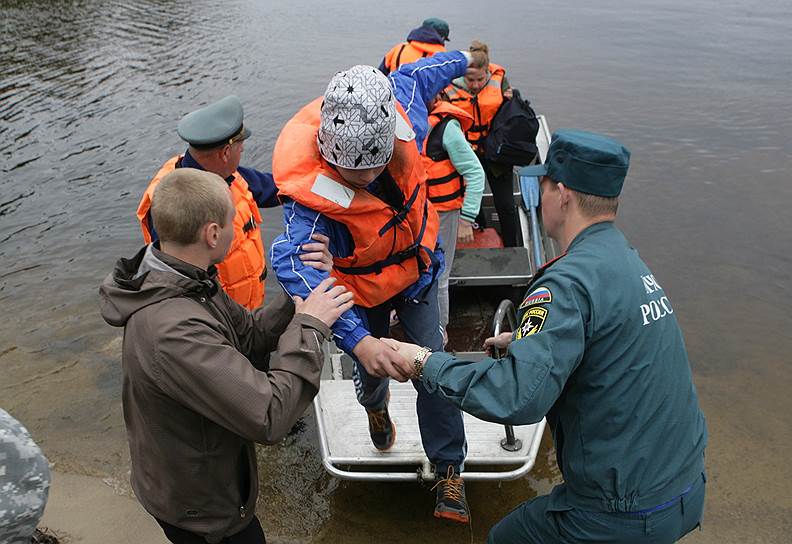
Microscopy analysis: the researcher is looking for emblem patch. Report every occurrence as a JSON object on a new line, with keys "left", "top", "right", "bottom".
{"left": 519, "top": 286, "right": 552, "bottom": 309}
{"left": 516, "top": 307, "right": 548, "bottom": 339}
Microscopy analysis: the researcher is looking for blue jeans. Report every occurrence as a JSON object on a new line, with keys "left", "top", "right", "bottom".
{"left": 352, "top": 280, "right": 467, "bottom": 474}
{"left": 488, "top": 472, "right": 706, "bottom": 544}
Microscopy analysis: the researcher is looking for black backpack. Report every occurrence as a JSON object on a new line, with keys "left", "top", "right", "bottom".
{"left": 483, "top": 88, "right": 540, "bottom": 166}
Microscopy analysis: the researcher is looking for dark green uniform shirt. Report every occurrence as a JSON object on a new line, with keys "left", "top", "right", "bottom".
{"left": 424, "top": 221, "right": 707, "bottom": 512}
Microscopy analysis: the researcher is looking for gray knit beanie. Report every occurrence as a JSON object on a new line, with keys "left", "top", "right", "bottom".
{"left": 318, "top": 65, "right": 397, "bottom": 169}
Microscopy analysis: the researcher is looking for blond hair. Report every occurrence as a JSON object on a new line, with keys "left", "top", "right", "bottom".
{"left": 575, "top": 192, "right": 619, "bottom": 216}
{"left": 545, "top": 176, "right": 619, "bottom": 217}
{"left": 468, "top": 40, "right": 490, "bottom": 69}
{"left": 151, "top": 168, "right": 233, "bottom": 245}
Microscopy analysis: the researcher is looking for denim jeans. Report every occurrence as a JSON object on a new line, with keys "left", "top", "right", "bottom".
{"left": 352, "top": 280, "right": 467, "bottom": 474}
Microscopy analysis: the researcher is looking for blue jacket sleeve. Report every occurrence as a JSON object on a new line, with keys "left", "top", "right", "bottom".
{"left": 270, "top": 201, "right": 370, "bottom": 354}
{"left": 421, "top": 273, "right": 588, "bottom": 425}
{"left": 237, "top": 166, "right": 280, "bottom": 208}
{"left": 389, "top": 51, "right": 469, "bottom": 152}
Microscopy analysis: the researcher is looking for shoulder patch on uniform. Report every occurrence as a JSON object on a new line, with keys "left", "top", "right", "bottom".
{"left": 311, "top": 174, "right": 354, "bottom": 208}
{"left": 395, "top": 113, "right": 415, "bottom": 142}
{"left": 519, "top": 286, "right": 552, "bottom": 309}
{"left": 516, "top": 306, "right": 547, "bottom": 339}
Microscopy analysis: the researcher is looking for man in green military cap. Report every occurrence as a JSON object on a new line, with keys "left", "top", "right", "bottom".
{"left": 386, "top": 129, "right": 708, "bottom": 543}
{"left": 137, "top": 95, "right": 331, "bottom": 310}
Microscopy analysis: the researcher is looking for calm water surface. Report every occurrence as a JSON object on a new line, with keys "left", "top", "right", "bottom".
{"left": 1, "top": 0, "right": 791, "bottom": 542}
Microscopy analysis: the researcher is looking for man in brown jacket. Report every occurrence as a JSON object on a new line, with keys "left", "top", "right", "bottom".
{"left": 100, "top": 168, "right": 353, "bottom": 544}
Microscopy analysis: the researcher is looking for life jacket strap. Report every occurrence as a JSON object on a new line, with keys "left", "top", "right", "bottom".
{"left": 429, "top": 186, "right": 465, "bottom": 204}
{"left": 377, "top": 183, "right": 421, "bottom": 237}
{"left": 335, "top": 245, "right": 421, "bottom": 276}
{"left": 338, "top": 195, "right": 433, "bottom": 277}
{"left": 427, "top": 171, "right": 461, "bottom": 187}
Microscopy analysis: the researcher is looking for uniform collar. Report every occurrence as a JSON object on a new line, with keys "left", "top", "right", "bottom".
{"left": 567, "top": 221, "right": 615, "bottom": 252}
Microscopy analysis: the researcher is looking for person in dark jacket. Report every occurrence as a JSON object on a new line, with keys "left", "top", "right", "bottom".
{"left": 100, "top": 168, "right": 353, "bottom": 544}
{"left": 385, "top": 130, "right": 708, "bottom": 543}
{"left": 378, "top": 18, "right": 450, "bottom": 75}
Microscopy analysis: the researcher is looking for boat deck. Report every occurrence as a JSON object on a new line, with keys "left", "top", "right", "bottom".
{"left": 314, "top": 351, "right": 546, "bottom": 481}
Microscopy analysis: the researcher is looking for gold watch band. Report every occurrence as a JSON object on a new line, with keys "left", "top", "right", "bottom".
{"left": 413, "top": 346, "right": 432, "bottom": 379}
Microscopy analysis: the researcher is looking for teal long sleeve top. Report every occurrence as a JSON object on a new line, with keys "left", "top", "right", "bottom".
{"left": 422, "top": 222, "right": 707, "bottom": 513}
{"left": 441, "top": 119, "right": 485, "bottom": 223}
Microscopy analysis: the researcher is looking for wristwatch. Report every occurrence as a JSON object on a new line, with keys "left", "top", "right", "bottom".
{"left": 413, "top": 346, "right": 432, "bottom": 379}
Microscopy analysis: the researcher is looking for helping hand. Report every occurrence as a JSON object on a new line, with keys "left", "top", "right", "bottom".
{"left": 483, "top": 332, "right": 513, "bottom": 356}
{"left": 380, "top": 338, "right": 424, "bottom": 370}
{"left": 352, "top": 336, "right": 414, "bottom": 382}
{"left": 299, "top": 233, "right": 334, "bottom": 272}
{"left": 457, "top": 220, "right": 474, "bottom": 244}
{"left": 292, "top": 277, "right": 354, "bottom": 327}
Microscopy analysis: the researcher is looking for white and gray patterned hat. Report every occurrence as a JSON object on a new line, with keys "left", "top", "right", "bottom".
{"left": 318, "top": 65, "right": 397, "bottom": 169}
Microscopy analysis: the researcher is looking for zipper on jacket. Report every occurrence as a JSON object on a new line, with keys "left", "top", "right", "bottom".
{"left": 240, "top": 504, "right": 247, "bottom": 519}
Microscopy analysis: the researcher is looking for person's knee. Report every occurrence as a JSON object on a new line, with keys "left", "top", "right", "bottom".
{"left": 487, "top": 516, "right": 519, "bottom": 544}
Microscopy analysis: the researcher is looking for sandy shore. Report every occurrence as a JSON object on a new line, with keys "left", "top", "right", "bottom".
{"left": 37, "top": 466, "right": 770, "bottom": 544}
{"left": 39, "top": 472, "right": 166, "bottom": 544}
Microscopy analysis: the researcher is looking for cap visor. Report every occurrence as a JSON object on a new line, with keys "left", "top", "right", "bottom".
{"left": 518, "top": 164, "right": 548, "bottom": 177}
{"left": 240, "top": 126, "right": 252, "bottom": 140}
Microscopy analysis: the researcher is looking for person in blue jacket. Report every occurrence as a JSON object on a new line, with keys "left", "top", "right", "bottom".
{"left": 386, "top": 130, "right": 708, "bottom": 543}
{"left": 271, "top": 51, "right": 478, "bottom": 523}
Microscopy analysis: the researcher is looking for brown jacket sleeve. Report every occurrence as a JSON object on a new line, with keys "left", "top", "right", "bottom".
{"left": 221, "top": 289, "right": 297, "bottom": 362}
{"left": 149, "top": 300, "right": 330, "bottom": 444}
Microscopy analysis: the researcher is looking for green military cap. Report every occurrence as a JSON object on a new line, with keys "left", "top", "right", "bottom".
{"left": 177, "top": 95, "right": 251, "bottom": 149}
{"left": 519, "top": 129, "right": 631, "bottom": 197}
{"left": 422, "top": 17, "right": 450, "bottom": 41}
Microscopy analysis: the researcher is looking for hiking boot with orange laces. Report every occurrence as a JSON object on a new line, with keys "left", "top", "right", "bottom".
{"left": 366, "top": 402, "right": 396, "bottom": 451}
{"left": 433, "top": 466, "right": 469, "bottom": 524}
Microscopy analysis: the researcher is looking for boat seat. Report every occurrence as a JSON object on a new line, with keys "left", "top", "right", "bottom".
{"left": 450, "top": 247, "right": 533, "bottom": 287}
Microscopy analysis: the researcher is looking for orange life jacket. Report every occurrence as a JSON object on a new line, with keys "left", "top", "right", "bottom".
{"left": 421, "top": 102, "right": 474, "bottom": 212}
{"left": 274, "top": 98, "right": 439, "bottom": 308}
{"left": 137, "top": 156, "right": 266, "bottom": 309}
{"left": 383, "top": 41, "right": 446, "bottom": 74}
{"left": 444, "top": 63, "right": 506, "bottom": 151}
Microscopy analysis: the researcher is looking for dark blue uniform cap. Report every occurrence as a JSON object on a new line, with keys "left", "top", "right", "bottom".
{"left": 519, "top": 129, "right": 631, "bottom": 197}
{"left": 177, "top": 95, "right": 251, "bottom": 149}
{"left": 422, "top": 17, "right": 450, "bottom": 41}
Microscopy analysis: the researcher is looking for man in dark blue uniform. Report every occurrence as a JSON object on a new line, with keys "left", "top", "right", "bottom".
{"left": 386, "top": 130, "right": 708, "bottom": 543}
